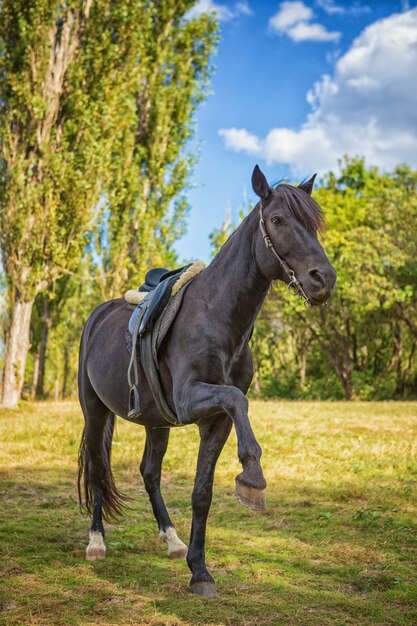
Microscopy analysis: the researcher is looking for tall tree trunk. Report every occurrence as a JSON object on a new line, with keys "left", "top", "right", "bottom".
{"left": 54, "top": 378, "right": 60, "bottom": 401}
{"left": 252, "top": 371, "right": 261, "bottom": 396}
{"left": 61, "top": 346, "right": 70, "bottom": 399}
{"left": 394, "top": 323, "right": 404, "bottom": 396}
{"left": 341, "top": 367, "right": 355, "bottom": 401}
{"left": 31, "top": 353, "right": 40, "bottom": 399}
{"left": 0, "top": 297, "right": 34, "bottom": 408}
{"left": 299, "top": 350, "right": 307, "bottom": 388}
{"left": 327, "top": 344, "right": 356, "bottom": 400}
{"left": 36, "top": 299, "right": 51, "bottom": 398}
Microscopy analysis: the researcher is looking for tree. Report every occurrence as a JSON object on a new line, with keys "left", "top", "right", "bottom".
{"left": 0, "top": 0, "right": 217, "bottom": 407}
{"left": 310, "top": 158, "right": 417, "bottom": 398}
{"left": 209, "top": 158, "right": 417, "bottom": 400}
{"left": 94, "top": 2, "right": 217, "bottom": 299}
{"left": 0, "top": 0, "right": 118, "bottom": 406}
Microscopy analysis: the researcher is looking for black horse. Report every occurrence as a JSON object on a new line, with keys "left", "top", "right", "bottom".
{"left": 78, "top": 165, "right": 336, "bottom": 596}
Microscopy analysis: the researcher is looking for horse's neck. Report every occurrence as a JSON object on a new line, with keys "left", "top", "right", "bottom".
{"left": 204, "top": 214, "right": 270, "bottom": 346}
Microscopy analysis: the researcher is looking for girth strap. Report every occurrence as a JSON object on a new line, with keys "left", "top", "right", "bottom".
{"left": 140, "top": 330, "right": 178, "bottom": 424}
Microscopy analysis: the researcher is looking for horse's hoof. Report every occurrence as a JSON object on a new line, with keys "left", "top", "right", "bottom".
{"left": 190, "top": 581, "right": 218, "bottom": 597}
{"left": 235, "top": 479, "right": 266, "bottom": 511}
{"left": 86, "top": 531, "right": 106, "bottom": 560}
{"left": 160, "top": 527, "right": 188, "bottom": 559}
{"left": 168, "top": 547, "right": 188, "bottom": 559}
{"left": 86, "top": 547, "right": 106, "bottom": 560}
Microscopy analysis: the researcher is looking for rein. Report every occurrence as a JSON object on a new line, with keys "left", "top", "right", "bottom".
{"left": 259, "top": 200, "right": 311, "bottom": 306}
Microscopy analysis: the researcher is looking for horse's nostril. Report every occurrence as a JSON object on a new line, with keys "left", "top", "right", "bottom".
{"left": 309, "top": 269, "right": 325, "bottom": 288}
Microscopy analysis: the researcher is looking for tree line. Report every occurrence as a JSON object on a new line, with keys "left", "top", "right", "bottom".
{"left": 0, "top": 0, "right": 217, "bottom": 407}
{"left": 1, "top": 3, "right": 416, "bottom": 406}
{"left": 211, "top": 158, "right": 417, "bottom": 400}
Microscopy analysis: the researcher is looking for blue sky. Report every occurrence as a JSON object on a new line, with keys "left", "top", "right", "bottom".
{"left": 176, "top": 0, "right": 417, "bottom": 262}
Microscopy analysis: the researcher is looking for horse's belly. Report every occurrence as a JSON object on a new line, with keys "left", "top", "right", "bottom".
{"left": 85, "top": 310, "right": 175, "bottom": 427}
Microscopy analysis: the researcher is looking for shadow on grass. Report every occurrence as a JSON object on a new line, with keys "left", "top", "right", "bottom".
{"left": 1, "top": 466, "right": 417, "bottom": 625}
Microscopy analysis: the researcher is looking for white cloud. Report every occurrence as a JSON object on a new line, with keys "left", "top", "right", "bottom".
{"left": 235, "top": 1, "right": 252, "bottom": 16}
{"left": 316, "top": 0, "right": 345, "bottom": 15}
{"left": 316, "top": 0, "right": 371, "bottom": 16}
{"left": 269, "top": 1, "right": 313, "bottom": 30}
{"left": 219, "top": 8, "right": 417, "bottom": 175}
{"left": 269, "top": 1, "right": 341, "bottom": 42}
{"left": 287, "top": 21, "right": 341, "bottom": 42}
{"left": 186, "top": 0, "right": 252, "bottom": 22}
{"left": 218, "top": 128, "right": 261, "bottom": 154}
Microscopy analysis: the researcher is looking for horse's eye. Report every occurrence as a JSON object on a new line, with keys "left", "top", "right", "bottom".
{"left": 271, "top": 216, "right": 284, "bottom": 226}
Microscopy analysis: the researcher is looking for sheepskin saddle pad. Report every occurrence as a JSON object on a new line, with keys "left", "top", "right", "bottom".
{"left": 125, "top": 261, "right": 206, "bottom": 350}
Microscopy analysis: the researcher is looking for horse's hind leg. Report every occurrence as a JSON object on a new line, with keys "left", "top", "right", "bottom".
{"left": 140, "top": 427, "right": 187, "bottom": 559}
{"left": 78, "top": 376, "right": 125, "bottom": 560}
{"left": 86, "top": 487, "right": 106, "bottom": 560}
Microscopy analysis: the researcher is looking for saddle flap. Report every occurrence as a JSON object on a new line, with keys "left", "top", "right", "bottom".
{"left": 126, "top": 262, "right": 204, "bottom": 427}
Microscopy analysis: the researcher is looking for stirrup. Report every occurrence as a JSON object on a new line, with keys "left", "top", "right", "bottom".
{"left": 128, "top": 384, "right": 142, "bottom": 419}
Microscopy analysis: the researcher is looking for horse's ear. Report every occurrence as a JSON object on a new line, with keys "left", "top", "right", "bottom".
{"left": 299, "top": 174, "right": 317, "bottom": 195}
{"left": 252, "top": 165, "right": 271, "bottom": 200}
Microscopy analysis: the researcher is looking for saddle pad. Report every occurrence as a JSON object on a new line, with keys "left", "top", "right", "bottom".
{"left": 124, "top": 261, "right": 206, "bottom": 305}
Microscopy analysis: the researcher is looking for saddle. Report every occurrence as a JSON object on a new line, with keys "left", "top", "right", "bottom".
{"left": 127, "top": 266, "right": 189, "bottom": 337}
{"left": 127, "top": 264, "right": 192, "bottom": 425}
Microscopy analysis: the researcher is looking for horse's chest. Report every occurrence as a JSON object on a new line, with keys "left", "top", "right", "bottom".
{"left": 220, "top": 343, "right": 251, "bottom": 385}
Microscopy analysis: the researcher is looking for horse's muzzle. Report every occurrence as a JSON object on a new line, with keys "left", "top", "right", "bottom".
{"left": 302, "top": 265, "right": 337, "bottom": 305}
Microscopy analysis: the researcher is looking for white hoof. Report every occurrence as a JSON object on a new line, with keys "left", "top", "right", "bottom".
{"left": 160, "top": 527, "right": 188, "bottom": 559}
{"left": 86, "top": 531, "right": 106, "bottom": 561}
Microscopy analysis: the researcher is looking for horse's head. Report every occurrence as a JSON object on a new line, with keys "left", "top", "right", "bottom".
{"left": 251, "top": 165, "right": 336, "bottom": 305}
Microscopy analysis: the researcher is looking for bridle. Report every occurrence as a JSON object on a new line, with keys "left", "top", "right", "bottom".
{"left": 259, "top": 200, "right": 312, "bottom": 306}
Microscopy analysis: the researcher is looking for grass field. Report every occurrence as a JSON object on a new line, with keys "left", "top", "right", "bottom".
{"left": 0, "top": 400, "right": 416, "bottom": 626}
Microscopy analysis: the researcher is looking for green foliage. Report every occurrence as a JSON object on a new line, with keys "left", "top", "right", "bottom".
{"left": 91, "top": 1, "right": 218, "bottom": 297}
{"left": 0, "top": 0, "right": 119, "bottom": 299}
{"left": 211, "top": 158, "right": 417, "bottom": 400}
{"left": 209, "top": 205, "right": 250, "bottom": 258}
{"left": 209, "top": 221, "right": 233, "bottom": 258}
{"left": 0, "top": 1, "right": 217, "bottom": 400}
{"left": 27, "top": 260, "right": 99, "bottom": 399}
{"left": 309, "top": 158, "right": 417, "bottom": 399}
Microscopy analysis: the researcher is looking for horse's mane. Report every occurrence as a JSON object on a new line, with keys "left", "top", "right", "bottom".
{"left": 214, "top": 179, "right": 326, "bottom": 259}
{"left": 273, "top": 182, "right": 325, "bottom": 234}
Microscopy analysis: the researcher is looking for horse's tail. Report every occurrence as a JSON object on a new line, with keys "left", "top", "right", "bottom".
{"left": 77, "top": 414, "right": 129, "bottom": 521}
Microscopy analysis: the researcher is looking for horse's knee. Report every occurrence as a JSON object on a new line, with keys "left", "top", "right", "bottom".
{"left": 239, "top": 440, "right": 263, "bottom": 464}
{"left": 223, "top": 387, "right": 248, "bottom": 415}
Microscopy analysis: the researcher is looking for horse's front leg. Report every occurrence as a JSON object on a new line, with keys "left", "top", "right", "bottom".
{"left": 177, "top": 382, "right": 266, "bottom": 511}
{"left": 188, "top": 415, "right": 232, "bottom": 596}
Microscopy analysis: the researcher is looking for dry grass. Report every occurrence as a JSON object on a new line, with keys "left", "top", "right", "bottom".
{"left": 0, "top": 400, "right": 416, "bottom": 625}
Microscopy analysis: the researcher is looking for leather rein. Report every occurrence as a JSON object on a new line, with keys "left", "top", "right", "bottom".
{"left": 259, "top": 200, "right": 312, "bottom": 306}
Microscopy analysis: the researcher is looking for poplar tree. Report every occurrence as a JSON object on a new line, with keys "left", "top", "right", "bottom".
{"left": 0, "top": 0, "right": 123, "bottom": 406}
{"left": 0, "top": 0, "right": 217, "bottom": 406}
{"left": 94, "top": 2, "right": 217, "bottom": 298}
